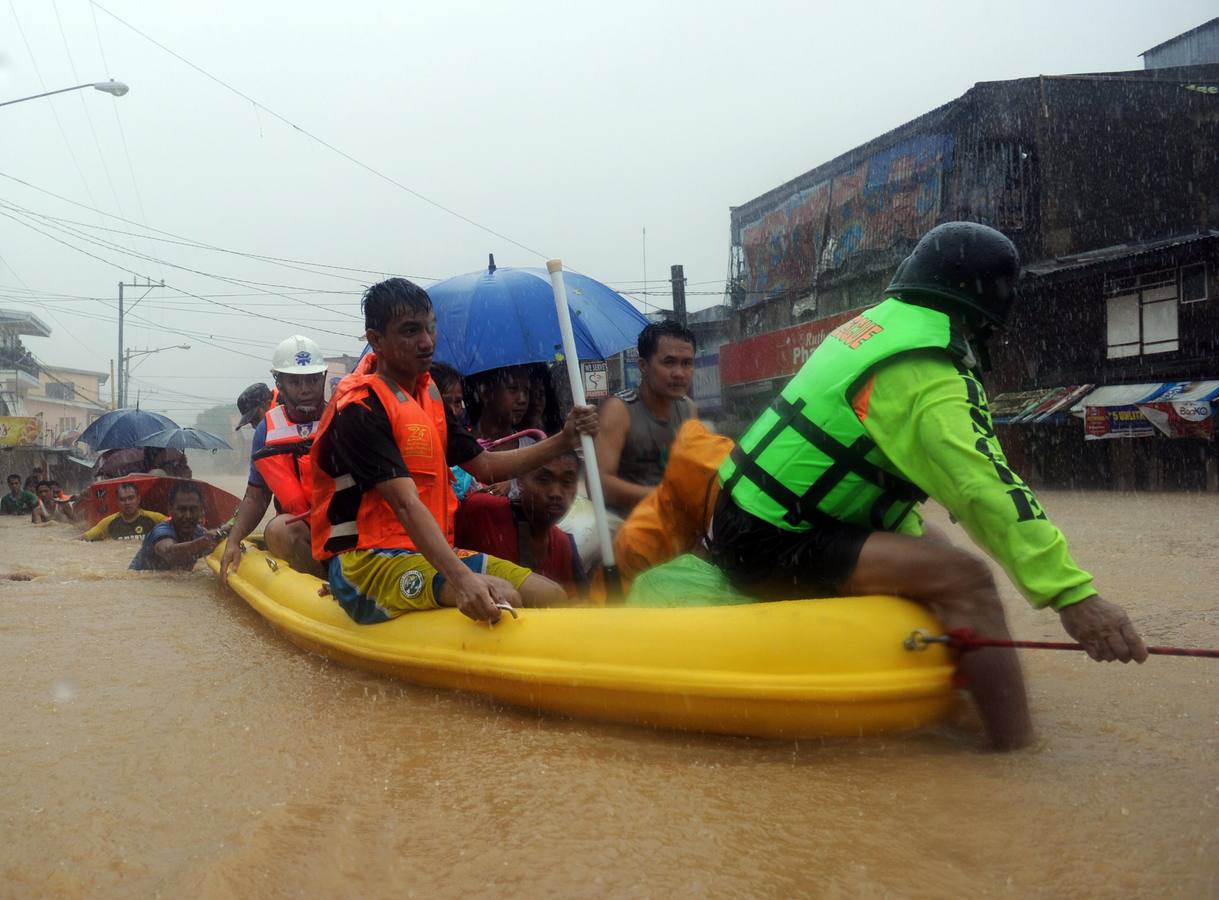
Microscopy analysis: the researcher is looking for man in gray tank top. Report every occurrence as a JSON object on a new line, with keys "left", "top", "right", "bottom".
{"left": 596, "top": 320, "right": 698, "bottom": 517}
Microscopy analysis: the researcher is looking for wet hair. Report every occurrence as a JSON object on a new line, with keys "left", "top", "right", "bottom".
{"left": 525, "top": 364, "right": 562, "bottom": 435}
{"left": 7, "top": 473, "right": 19, "bottom": 482}
{"left": 362, "top": 278, "right": 433, "bottom": 333}
{"left": 464, "top": 366, "right": 531, "bottom": 431}
{"left": 116, "top": 483, "right": 140, "bottom": 499}
{"left": 36, "top": 480, "right": 52, "bottom": 491}
{"left": 553, "top": 449, "right": 581, "bottom": 469}
{"left": 168, "top": 480, "right": 204, "bottom": 505}
{"left": 429, "top": 361, "right": 463, "bottom": 393}
{"left": 638, "top": 320, "right": 696, "bottom": 360}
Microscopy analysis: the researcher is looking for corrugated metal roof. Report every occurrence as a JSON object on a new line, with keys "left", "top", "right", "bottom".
{"left": 1141, "top": 17, "right": 1219, "bottom": 57}
{"left": 1024, "top": 232, "right": 1219, "bottom": 277}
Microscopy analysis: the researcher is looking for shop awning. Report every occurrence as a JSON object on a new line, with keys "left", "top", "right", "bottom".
{"left": 990, "top": 385, "right": 1094, "bottom": 424}
{"left": 1070, "top": 380, "right": 1219, "bottom": 440}
{"left": 1070, "top": 381, "right": 1219, "bottom": 412}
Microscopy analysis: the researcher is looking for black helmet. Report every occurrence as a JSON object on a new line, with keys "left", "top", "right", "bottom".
{"left": 886, "top": 222, "right": 1021, "bottom": 328}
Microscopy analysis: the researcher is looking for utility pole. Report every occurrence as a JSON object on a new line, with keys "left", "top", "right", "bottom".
{"left": 670, "top": 264, "right": 687, "bottom": 327}
{"left": 116, "top": 277, "right": 165, "bottom": 408}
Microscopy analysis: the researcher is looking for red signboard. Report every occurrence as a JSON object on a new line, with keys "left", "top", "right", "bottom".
{"left": 720, "top": 309, "right": 860, "bottom": 386}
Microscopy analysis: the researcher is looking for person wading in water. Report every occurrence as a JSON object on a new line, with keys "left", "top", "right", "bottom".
{"left": 710, "top": 222, "right": 1147, "bottom": 751}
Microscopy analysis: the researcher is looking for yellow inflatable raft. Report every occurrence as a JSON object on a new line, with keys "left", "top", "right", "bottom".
{"left": 208, "top": 542, "right": 956, "bottom": 739}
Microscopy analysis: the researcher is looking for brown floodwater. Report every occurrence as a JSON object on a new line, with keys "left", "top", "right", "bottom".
{"left": 1, "top": 486, "right": 1216, "bottom": 897}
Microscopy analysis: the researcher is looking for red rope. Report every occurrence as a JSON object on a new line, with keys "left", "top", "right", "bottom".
{"left": 945, "top": 628, "right": 1219, "bottom": 659}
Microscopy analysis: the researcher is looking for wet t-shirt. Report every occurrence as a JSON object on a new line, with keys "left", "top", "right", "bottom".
{"left": 82, "top": 509, "right": 167, "bottom": 541}
{"left": 129, "top": 520, "right": 208, "bottom": 571}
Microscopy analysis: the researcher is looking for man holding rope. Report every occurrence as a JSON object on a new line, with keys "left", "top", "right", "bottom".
{"left": 710, "top": 222, "right": 1147, "bottom": 751}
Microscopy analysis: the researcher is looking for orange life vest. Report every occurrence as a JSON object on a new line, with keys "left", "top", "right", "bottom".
{"left": 252, "top": 404, "right": 318, "bottom": 516}
{"left": 311, "top": 353, "right": 456, "bottom": 560}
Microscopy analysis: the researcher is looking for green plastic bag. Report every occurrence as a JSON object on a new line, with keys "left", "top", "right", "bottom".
{"left": 625, "top": 554, "right": 760, "bottom": 608}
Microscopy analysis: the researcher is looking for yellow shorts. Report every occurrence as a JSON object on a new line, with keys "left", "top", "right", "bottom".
{"left": 327, "top": 548, "right": 532, "bottom": 624}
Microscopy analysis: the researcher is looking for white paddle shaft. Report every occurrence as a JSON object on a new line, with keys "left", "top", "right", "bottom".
{"left": 547, "top": 259, "right": 617, "bottom": 569}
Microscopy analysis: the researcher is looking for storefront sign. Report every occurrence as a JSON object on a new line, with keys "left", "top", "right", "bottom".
{"left": 1084, "top": 405, "right": 1156, "bottom": 439}
{"left": 581, "top": 360, "right": 608, "bottom": 400}
{"left": 1085, "top": 398, "right": 1215, "bottom": 440}
{"left": 720, "top": 309, "right": 859, "bottom": 386}
{"left": 1138, "top": 400, "right": 1214, "bottom": 439}
{"left": 0, "top": 416, "right": 39, "bottom": 447}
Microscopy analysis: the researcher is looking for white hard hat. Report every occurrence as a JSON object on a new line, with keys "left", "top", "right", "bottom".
{"left": 271, "top": 335, "right": 328, "bottom": 375}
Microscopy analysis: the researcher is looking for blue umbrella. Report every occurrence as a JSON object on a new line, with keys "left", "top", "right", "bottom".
{"left": 79, "top": 407, "right": 178, "bottom": 451}
{"left": 139, "top": 426, "right": 232, "bottom": 451}
{"left": 420, "top": 259, "right": 650, "bottom": 376}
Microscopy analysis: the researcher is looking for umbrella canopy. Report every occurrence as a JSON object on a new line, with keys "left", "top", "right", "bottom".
{"left": 79, "top": 408, "right": 178, "bottom": 451}
{"left": 422, "top": 261, "right": 650, "bottom": 376}
{"left": 138, "top": 426, "right": 232, "bottom": 451}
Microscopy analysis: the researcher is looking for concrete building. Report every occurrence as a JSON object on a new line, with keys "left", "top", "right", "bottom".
{"left": 0, "top": 308, "right": 50, "bottom": 421}
{"left": 1, "top": 307, "right": 110, "bottom": 444}
{"left": 24, "top": 364, "right": 111, "bottom": 447}
{"left": 720, "top": 60, "right": 1219, "bottom": 489}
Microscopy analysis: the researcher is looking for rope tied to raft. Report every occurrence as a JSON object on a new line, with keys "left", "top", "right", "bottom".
{"left": 904, "top": 628, "right": 1219, "bottom": 659}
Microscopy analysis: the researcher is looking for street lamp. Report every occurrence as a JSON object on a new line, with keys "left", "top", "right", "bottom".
{"left": 0, "top": 80, "right": 130, "bottom": 109}
{"left": 122, "top": 344, "right": 190, "bottom": 408}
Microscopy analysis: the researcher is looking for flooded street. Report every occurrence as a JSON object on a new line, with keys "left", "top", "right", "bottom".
{"left": 2, "top": 487, "right": 1216, "bottom": 897}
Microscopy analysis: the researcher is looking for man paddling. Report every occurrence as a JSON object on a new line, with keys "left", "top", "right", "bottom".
{"left": 309, "top": 277, "right": 598, "bottom": 625}
{"left": 710, "top": 222, "right": 1147, "bottom": 751}
{"left": 220, "top": 336, "right": 328, "bottom": 581}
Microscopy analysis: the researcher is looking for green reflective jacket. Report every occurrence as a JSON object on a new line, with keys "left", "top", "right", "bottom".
{"left": 720, "top": 299, "right": 970, "bottom": 533}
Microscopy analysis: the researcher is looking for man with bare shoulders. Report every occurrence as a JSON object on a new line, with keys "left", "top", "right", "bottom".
{"left": 596, "top": 320, "right": 697, "bottom": 518}
{"left": 710, "top": 222, "right": 1147, "bottom": 751}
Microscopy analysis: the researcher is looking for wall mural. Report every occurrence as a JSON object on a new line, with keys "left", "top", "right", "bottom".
{"left": 737, "top": 133, "right": 955, "bottom": 306}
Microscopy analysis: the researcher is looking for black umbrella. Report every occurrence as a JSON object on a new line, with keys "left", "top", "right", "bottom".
{"left": 138, "top": 426, "right": 231, "bottom": 451}
{"left": 79, "top": 408, "right": 178, "bottom": 450}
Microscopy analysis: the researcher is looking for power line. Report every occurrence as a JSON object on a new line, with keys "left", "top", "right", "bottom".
{"left": 8, "top": 1, "right": 100, "bottom": 210}
{"left": 0, "top": 170, "right": 443, "bottom": 287}
{"left": 88, "top": 0, "right": 162, "bottom": 285}
{"left": 0, "top": 251, "right": 97, "bottom": 355}
{"left": 0, "top": 173, "right": 434, "bottom": 283}
{"left": 90, "top": 1, "right": 552, "bottom": 263}
{"left": 0, "top": 199, "right": 367, "bottom": 315}
{"left": 51, "top": 0, "right": 140, "bottom": 273}
{"left": 0, "top": 284, "right": 359, "bottom": 302}
{"left": 0, "top": 208, "right": 363, "bottom": 337}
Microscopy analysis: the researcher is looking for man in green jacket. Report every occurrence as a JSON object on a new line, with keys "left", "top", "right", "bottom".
{"left": 710, "top": 221, "right": 1147, "bottom": 751}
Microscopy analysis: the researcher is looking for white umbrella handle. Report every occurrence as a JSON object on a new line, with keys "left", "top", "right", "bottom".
{"left": 547, "top": 259, "right": 618, "bottom": 578}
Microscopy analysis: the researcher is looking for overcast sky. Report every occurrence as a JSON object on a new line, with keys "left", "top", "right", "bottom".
{"left": 0, "top": 0, "right": 1212, "bottom": 421}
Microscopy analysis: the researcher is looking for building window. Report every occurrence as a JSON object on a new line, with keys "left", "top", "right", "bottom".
{"left": 1180, "top": 262, "right": 1208, "bottom": 304}
{"left": 1104, "top": 268, "right": 1179, "bottom": 358}
{"left": 46, "top": 381, "right": 76, "bottom": 400}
